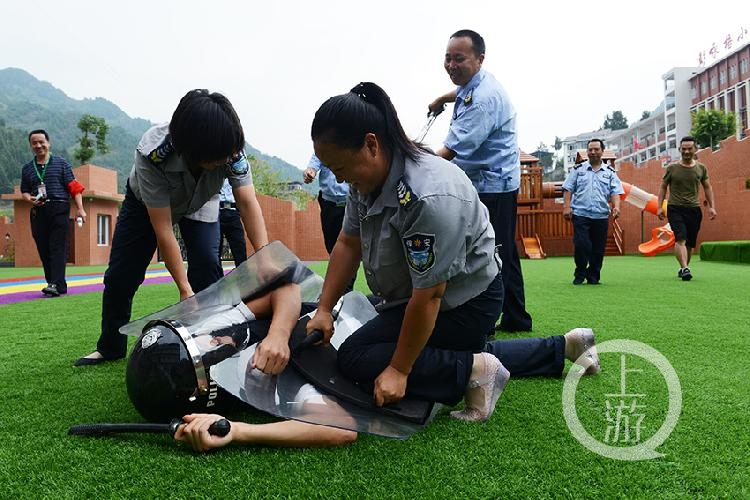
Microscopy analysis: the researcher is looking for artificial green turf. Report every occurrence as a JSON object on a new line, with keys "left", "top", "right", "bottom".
{"left": 0, "top": 255, "right": 748, "bottom": 498}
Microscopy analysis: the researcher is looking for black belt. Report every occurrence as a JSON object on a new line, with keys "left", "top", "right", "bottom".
{"left": 220, "top": 202, "right": 237, "bottom": 209}
{"left": 45, "top": 199, "right": 70, "bottom": 203}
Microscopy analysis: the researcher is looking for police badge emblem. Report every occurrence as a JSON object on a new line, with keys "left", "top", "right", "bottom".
{"left": 228, "top": 152, "right": 249, "bottom": 175}
{"left": 403, "top": 233, "right": 435, "bottom": 274}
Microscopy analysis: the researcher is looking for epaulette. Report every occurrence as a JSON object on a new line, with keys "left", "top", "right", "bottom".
{"left": 147, "top": 136, "right": 175, "bottom": 166}
{"left": 573, "top": 163, "right": 582, "bottom": 169}
{"left": 397, "top": 178, "right": 417, "bottom": 209}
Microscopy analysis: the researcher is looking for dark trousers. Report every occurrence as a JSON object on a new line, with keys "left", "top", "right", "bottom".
{"left": 571, "top": 215, "right": 609, "bottom": 283}
{"left": 97, "top": 184, "right": 222, "bottom": 359}
{"left": 318, "top": 192, "right": 355, "bottom": 293}
{"left": 479, "top": 190, "right": 533, "bottom": 331}
{"left": 30, "top": 201, "right": 70, "bottom": 293}
{"left": 318, "top": 192, "right": 345, "bottom": 254}
{"left": 337, "top": 274, "right": 504, "bottom": 406}
{"left": 484, "top": 335, "right": 564, "bottom": 377}
{"left": 219, "top": 208, "right": 247, "bottom": 266}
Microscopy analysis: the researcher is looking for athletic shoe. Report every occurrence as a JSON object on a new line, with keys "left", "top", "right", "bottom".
{"left": 681, "top": 267, "right": 693, "bottom": 281}
{"left": 41, "top": 284, "right": 60, "bottom": 297}
{"left": 677, "top": 268, "right": 684, "bottom": 278}
{"left": 573, "top": 277, "right": 585, "bottom": 285}
{"left": 564, "top": 328, "right": 601, "bottom": 375}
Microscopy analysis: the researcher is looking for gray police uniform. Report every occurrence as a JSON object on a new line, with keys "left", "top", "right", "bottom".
{"left": 129, "top": 123, "right": 253, "bottom": 222}
{"left": 95, "top": 123, "right": 254, "bottom": 360}
{"left": 337, "top": 151, "right": 505, "bottom": 406}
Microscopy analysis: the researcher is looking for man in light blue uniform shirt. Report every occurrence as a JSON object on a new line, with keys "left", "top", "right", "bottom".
{"left": 562, "top": 139, "right": 623, "bottom": 285}
{"left": 429, "top": 29, "right": 532, "bottom": 332}
{"left": 303, "top": 153, "right": 355, "bottom": 292}
{"left": 218, "top": 178, "right": 248, "bottom": 266}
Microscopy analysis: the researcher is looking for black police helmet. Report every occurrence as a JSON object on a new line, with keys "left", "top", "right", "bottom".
{"left": 126, "top": 320, "right": 219, "bottom": 423}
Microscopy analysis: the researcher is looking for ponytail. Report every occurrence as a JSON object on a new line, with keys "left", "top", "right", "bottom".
{"left": 311, "top": 82, "right": 427, "bottom": 162}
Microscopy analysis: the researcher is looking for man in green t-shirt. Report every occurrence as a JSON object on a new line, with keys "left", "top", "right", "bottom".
{"left": 657, "top": 136, "right": 717, "bottom": 281}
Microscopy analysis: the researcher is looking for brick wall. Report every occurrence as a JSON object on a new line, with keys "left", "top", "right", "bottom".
{"left": 616, "top": 130, "right": 750, "bottom": 253}
{"left": 254, "top": 194, "right": 329, "bottom": 261}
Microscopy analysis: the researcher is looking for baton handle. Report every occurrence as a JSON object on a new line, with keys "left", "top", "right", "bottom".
{"left": 294, "top": 329, "right": 323, "bottom": 354}
{"left": 68, "top": 418, "right": 231, "bottom": 438}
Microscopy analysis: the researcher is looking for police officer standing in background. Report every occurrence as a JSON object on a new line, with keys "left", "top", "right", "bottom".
{"left": 428, "top": 29, "right": 532, "bottom": 332}
{"left": 218, "top": 178, "right": 248, "bottom": 267}
{"left": 75, "top": 89, "right": 268, "bottom": 366}
{"left": 562, "top": 139, "right": 623, "bottom": 285}
{"left": 20, "top": 129, "right": 86, "bottom": 297}
{"left": 303, "top": 153, "right": 355, "bottom": 293}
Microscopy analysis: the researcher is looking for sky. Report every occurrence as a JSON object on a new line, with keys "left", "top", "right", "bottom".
{"left": 1, "top": 0, "right": 747, "bottom": 169}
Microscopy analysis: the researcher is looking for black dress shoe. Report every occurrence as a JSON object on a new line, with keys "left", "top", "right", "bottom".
{"left": 74, "top": 356, "right": 107, "bottom": 367}
{"left": 572, "top": 278, "right": 585, "bottom": 285}
{"left": 42, "top": 284, "right": 60, "bottom": 297}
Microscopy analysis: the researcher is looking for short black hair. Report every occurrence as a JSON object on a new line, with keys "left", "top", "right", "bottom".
{"left": 450, "top": 29, "right": 485, "bottom": 57}
{"left": 588, "top": 138, "right": 605, "bottom": 149}
{"left": 680, "top": 136, "right": 697, "bottom": 145}
{"left": 28, "top": 129, "right": 49, "bottom": 142}
{"left": 169, "top": 89, "right": 245, "bottom": 164}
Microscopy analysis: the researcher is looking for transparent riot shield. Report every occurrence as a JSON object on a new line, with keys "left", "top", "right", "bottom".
{"left": 210, "top": 291, "right": 440, "bottom": 439}
{"left": 120, "top": 241, "right": 323, "bottom": 337}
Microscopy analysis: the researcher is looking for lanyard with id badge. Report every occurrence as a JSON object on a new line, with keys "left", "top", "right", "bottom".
{"left": 34, "top": 158, "right": 49, "bottom": 201}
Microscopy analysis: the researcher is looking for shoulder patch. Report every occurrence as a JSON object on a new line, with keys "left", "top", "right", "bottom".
{"left": 403, "top": 233, "right": 436, "bottom": 274}
{"left": 228, "top": 152, "right": 249, "bottom": 175}
{"left": 397, "top": 178, "right": 417, "bottom": 209}
{"left": 147, "top": 136, "right": 175, "bottom": 166}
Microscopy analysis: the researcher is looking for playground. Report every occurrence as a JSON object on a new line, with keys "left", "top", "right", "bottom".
{"left": 0, "top": 256, "right": 747, "bottom": 498}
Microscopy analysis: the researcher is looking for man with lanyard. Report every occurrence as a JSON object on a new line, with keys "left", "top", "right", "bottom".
{"left": 562, "top": 139, "right": 624, "bottom": 285}
{"left": 20, "top": 129, "right": 86, "bottom": 297}
{"left": 302, "top": 153, "right": 355, "bottom": 293}
{"left": 428, "top": 29, "right": 532, "bottom": 333}
{"left": 75, "top": 89, "right": 269, "bottom": 366}
{"left": 218, "top": 178, "right": 248, "bottom": 267}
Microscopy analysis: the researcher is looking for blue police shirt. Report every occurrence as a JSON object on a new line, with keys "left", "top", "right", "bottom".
{"left": 219, "top": 178, "right": 236, "bottom": 204}
{"left": 562, "top": 161, "right": 625, "bottom": 219}
{"left": 307, "top": 154, "right": 349, "bottom": 205}
{"left": 445, "top": 69, "right": 520, "bottom": 194}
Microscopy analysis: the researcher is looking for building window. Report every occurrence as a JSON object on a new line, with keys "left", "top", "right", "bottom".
{"left": 740, "top": 58, "right": 748, "bottom": 74}
{"left": 710, "top": 75, "right": 717, "bottom": 89}
{"left": 97, "top": 214, "right": 111, "bottom": 246}
{"left": 719, "top": 69, "right": 726, "bottom": 85}
{"left": 701, "top": 81, "right": 707, "bottom": 93}
{"left": 729, "top": 65, "right": 737, "bottom": 79}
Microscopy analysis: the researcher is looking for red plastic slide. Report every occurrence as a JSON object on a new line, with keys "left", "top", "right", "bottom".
{"left": 638, "top": 224, "right": 675, "bottom": 256}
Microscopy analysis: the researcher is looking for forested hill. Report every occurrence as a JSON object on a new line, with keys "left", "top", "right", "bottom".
{"left": 0, "top": 67, "right": 306, "bottom": 195}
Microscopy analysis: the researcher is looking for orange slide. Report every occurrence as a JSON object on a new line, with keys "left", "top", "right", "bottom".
{"left": 620, "top": 183, "right": 674, "bottom": 256}
{"left": 638, "top": 224, "right": 675, "bottom": 256}
{"left": 522, "top": 234, "right": 546, "bottom": 259}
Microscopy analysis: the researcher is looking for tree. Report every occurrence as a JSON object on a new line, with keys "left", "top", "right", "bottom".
{"left": 248, "top": 154, "right": 284, "bottom": 198}
{"left": 74, "top": 114, "right": 109, "bottom": 164}
{"left": 690, "top": 109, "right": 736, "bottom": 150}
{"left": 554, "top": 136, "right": 562, "bottom": 151}
{"left": 531, "top": 142, "right": 553, "bottom": 170}
{"left": 602, "top": 111, "right": 628, "bottom": 130}
{"left": 641, "top": 110, "right": 651, "bottom": 120}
